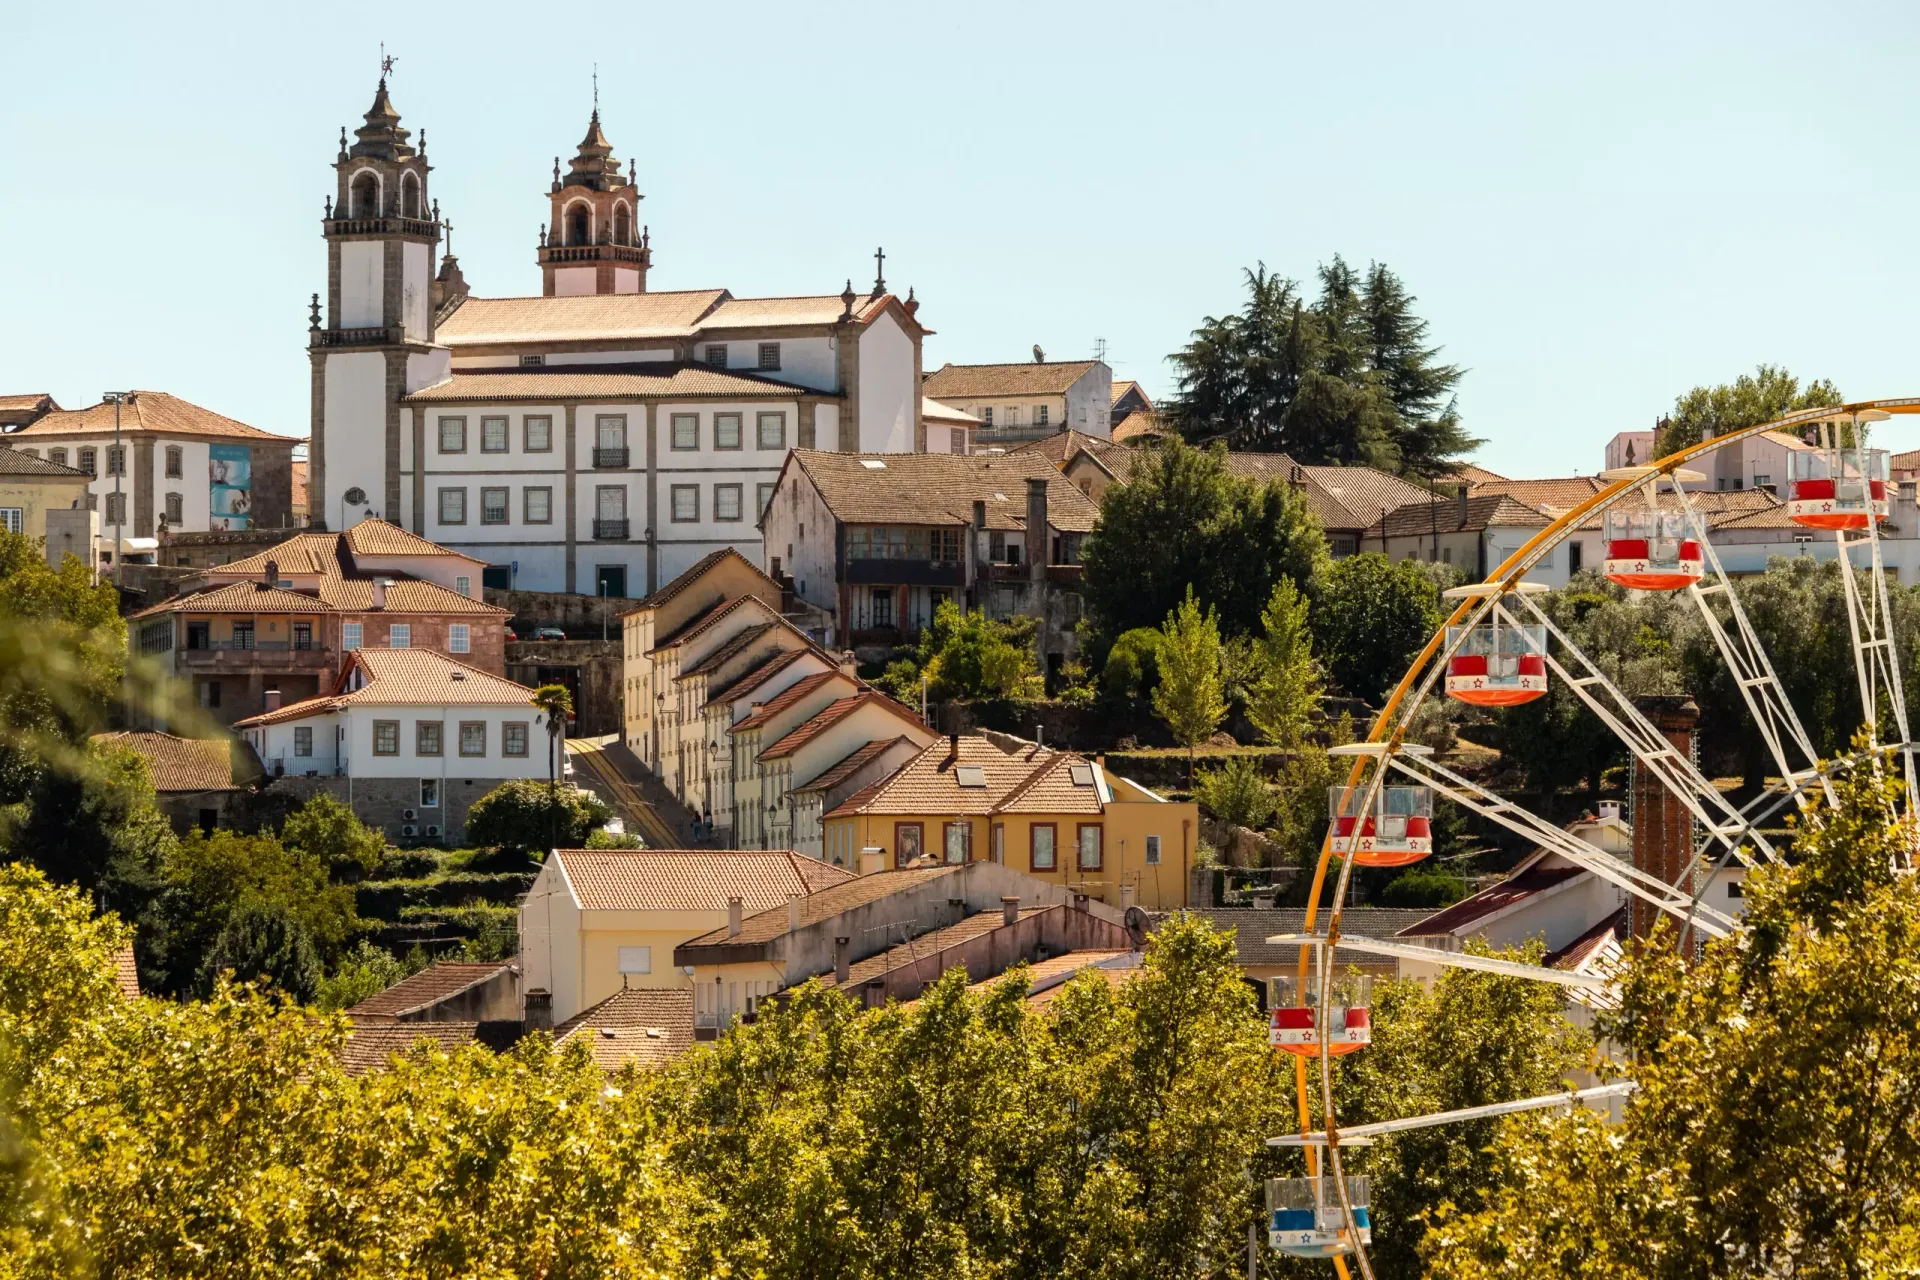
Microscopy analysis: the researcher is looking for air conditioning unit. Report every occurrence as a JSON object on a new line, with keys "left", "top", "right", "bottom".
{"left": 400, "top": 824, "right": 418, "bottom": 838}
{"left": 425, "top": 824, "right": 442, "bottom": 838}
{"left": 402, "top": 808, "right": 417, "bottom": 821}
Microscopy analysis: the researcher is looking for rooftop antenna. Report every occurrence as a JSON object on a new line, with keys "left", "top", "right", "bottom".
{"left": 1093, "top": 337, "right": 1108, "bottom": 363}
{"left": 593, "top": 63, "right": 599, "bottom": 113}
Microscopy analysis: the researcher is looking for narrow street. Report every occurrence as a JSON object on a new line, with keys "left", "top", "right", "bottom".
{"left": 566, "top": 734, "right": 686, "bottom": 849}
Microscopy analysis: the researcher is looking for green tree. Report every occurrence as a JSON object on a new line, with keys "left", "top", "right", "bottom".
{"left": 197, "top": 902, "right": 322, "bottom": 1004}
{"left": 1424, "top": 761, "right": 1920, "bottom": 1276}
{"left": 1310, "top": 553, "right": 1443, "bottom": 704}
{"left": 314, "top": 939, "right": 426, "bottom": 1012}
{"left": 1194, "top": 755, "right": 1276, "bottom": 829}
{"left": 1652, "top": 363, "right": 1843, "bottom": 460}
{"left": 1100, "top": 627, "right": 1167, "bottom": 703}
{"left": 4, "top": 742, "right": 176, "bottom": 932}
{"left": 1152, "top": 588, "right": 1228, "bottom": 782}
{"left": 1245, "top": 576, "right": 1322, "bottom": 746}
{"left": 279, "top": 791, "right": 387, "bottom": 879}
{"left": 1362, "top": 261, "right": 1479, "bottom": 477}
{"left": 531, "top": 682, "right": 573, "bottom": 850}
{"left": 917, "top": 600, "right": 1037, "bottom": 701}
{"left": 465, "top": 777, "right": 612, "bottom": 857}
{"left": 1081, "top": 438, "right": 1328, "bottom": 642}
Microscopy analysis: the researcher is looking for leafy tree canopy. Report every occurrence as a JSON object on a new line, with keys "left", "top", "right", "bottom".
{"left": 917, "top": 601, "right": 1038, "bottom": 701}
{"left": 466, "top": 778, "right": 612, "bottom": 858}
{"left": 1309, "top": 553, "right": 1444, "bottom": 704}
{"left": 1652, "top": 362, "right": 1842, "bottom": 460}
{"left": 1153, "top": 587, "right": 1228, "bottom": 778}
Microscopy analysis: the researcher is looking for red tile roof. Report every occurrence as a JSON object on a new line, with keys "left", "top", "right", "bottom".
{"left": 730, "top": 670, "right": 853, "bottom": 733}
{"left": 112, "top": 944, "right": 141, "bottom": 999}
{"left": 11, "top": 391, "right": 296, "bottom": 443}
{"left": 91, "top": 732, "right": 237, "bottom": 792}
{"left": 786, "top": 450, "right": 1100, "bottom": 533}
{"left": 922, "top": 360, "right": 1101, "bottom": 398}
{"left": 825, "top": 907, "right": 1050, "bottom": 987}
{"left": 705, "top": 647, "right": 818, "bottom": 710}
{"left": 233, "top": 650, "right": 534, "bottom": 726}
{"left": 676, "top": 865, "right": 964, "bottom": 951}
{"left": 345, "top": 961, "right": 513, "bottom": 1022}
{"left": 552, "top": 987, "right": 695, "bottom": 1070}
{"left": 552, "top": 848, "right": 854, "bottom": 913}
{"left": 827, "top": 734, "right": 1061, "bottom": 818}
{"left": 760, "top": 692, "right": 924, "bottom": 760}
{"left": 338, "top": 1022, "right": 481, "bottom": 1076}
{"left": 792, "top": 736, "right": 915, "bottom": 795}
{"left": 621, "top": 547, "right": 775, "bottom": 615}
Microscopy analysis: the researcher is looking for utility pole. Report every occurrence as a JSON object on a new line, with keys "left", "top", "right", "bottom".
{"left": 101, "top": 391, "right": 133, "bottom": 587}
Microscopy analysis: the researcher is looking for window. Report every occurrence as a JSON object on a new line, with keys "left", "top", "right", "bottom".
{"left": 618, "top": 946, "right": 652, "bottom": 974}
{"left": 439, "top": 417, "right": 467, "bottom": 453}
{"left": 1005, "top": 406, "right": 1021, "bottom": 427}
{"left": 757, "top": 483, "right": 774, "bottom": 519}
{"left": 894, "top": 822, "right": 923, "bottom": 869}
{"left": 165, "top": 445, "right": 183, "bottom": 478}
{"left": 671, "top": 413, "right": 698, "bottom": 450}
{"left": 1037, "top": 405, "right": 1050, "bottom": 426}
{"left": 419, "top": 779, "right": 439, "bottom": 808}
{"left": 231, "top": 622, "right": 255, "bottom": 650}
{"left": 48, "top": 448, "right": 66, "bottom": 467}
{"left": 705, "top": 344, "right": 727, "bottom": 368}
{"left": 944, "top": 821, "right": 970, "bottom": 864}
{"left": 504, "top": 722, "right": 529, "bottom": 756}
{"left": 198, "top": 680, "right": 221, "bottom": 709}
{"left": 455, "top": 575, "right": 471, "bottom": 598}
{"left": 524, "top": 487, "right": 551, "bottom": 523}
{"left": 757, "top": 342, "right": 781, "bottom": 370}
{"left": 1568, "top": 541, "right": 1583, "bottom": 574}
{"left": 670, "top": 485, "right": 699, "bottom": 522}
{"left": 1078, "top": 824, "right": 1103, "bottom": 871}
{"left": 595, "top": 414, "right": 627, "bottom": 453}
{"left": 449, "top": 623, "right": 470, "bottom": 654}
{"left": 597, "top": 485, "right": 627, "bottom": 521}
{"left": 342, "top": 622, "right": 363, "bottom": 650}
{"left": 519, "top": 353, "right": 545, "bottom": 368}
{"left": 373, "top": 721, "right": 400, "bottom": 755}
{"left": 949, "top": 430, "right": 966, "bottom": 455}
{"left": 105, "top": 492, "right": 126, "bottom": 524}
{"left": 294, "top": 727, "right": 313, "bottom": 758}
{"left": 0, "top": 509, "right": 19, "bottom": 535}
{"left": 991, "top": 823, "right": 1005, "bottom": 864}
{"left": 417, "top": 721, "right": 443, "bottom": 756}
{"left": 524, "top": 416, "right": 552, "bottom": 452}
{"left": 77, "top": 448, "right": 96, "bottom": 475}
{"left": 714, "top": 413, "right": 742, "bottom": 450}
{"left": 481, "top": 416, "right": 509, "bottom": 453}
{"left": 164, "top": 492, "right": 183, "bottom": 524}
{"left": 293, "top": 622, "right": 312, "bottom": 649}
{"left": 1145, "top": 834, "right": 1162, "bottom": 866}
{"left": 1754, "top": 473, "right": 1772, "bottom": 489}
{"left": 106, "top": 446, "right": 125, "bottom": 476}
{"left": 714, "top": 484, "right": 743, "bottom": 522}
{"left": 386, "top": 624, "right": 410, "bottom": 649}
{"left": 1031, "top": 824, "right": 1056, "bottom": 871}
{"left": 459, "top": 721, "right": 486, "bottom": 756}
{"left": 870, "top": 586, "right": 893, "bottom": 627}
{"left": 481, "top": 487, "right": 509, "bottom": 524}
{"left": 757, "top": 412, "right": 786, "bottom": 450}
{"left": 439, "top": 488, "right": 466, "bottom": 524}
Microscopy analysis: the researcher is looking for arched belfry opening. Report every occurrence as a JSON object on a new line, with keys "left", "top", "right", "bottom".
{"left": 612, "top": 204, "right": 631, "bottom": 246}
{"left": 567, "top": 205, "right": 591, "bottom": 247}
{"left": 401, "top": 173, "right": 421, "bottom": 218}
{"left": 351, "top": 172, "right": 380, "bottom": 218}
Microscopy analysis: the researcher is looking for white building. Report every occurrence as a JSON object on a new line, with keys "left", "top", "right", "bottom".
{"left": 309, "top": 77, "right": 932, "bottom": 598}
{"left": 233, "top": 647, "right": 547, "bottom": 842}
{"left": 922, "top": 359, "right": 1113, "bottom": 450}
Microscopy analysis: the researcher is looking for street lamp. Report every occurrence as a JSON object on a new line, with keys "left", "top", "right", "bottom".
{"left": 101, "top": 391, "right": 133, "bottom": 587}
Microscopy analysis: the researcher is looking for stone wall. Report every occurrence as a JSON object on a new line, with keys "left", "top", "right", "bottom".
{"left": 484, "top": 587, "right": 641, "bottom": 639}
{"left": 262, "top": 773, "right": 517, "bottom": 844}
{"left": 249, "top": 443, "right": 299, "bottom": 531}
{"left": 505, "top": 638, "right": 622, "bottom": 736}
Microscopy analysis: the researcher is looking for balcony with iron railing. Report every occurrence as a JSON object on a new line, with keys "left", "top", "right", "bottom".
{"left": 593, "top": 518, "right": 631, "bottom": 541}
{"left": 592, "top": 446, "right": 630, "bottom": 469}
{"left": 177, "top": 641, "right": 336, "bottom": 671}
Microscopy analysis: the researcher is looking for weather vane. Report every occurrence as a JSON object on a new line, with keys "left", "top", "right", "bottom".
{"left": 380, "top": 43, "right": 397, "bottom": 81}
{"left": 593, "top": 63, "right": 599, "bottom": 112}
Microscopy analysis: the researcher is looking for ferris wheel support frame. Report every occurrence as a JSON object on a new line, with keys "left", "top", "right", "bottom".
{"left": 1835, "top": 516, "right": 1920, "bottom": 846}
{"left": 1288, "top": 397, "right": 1920, "bottom": 1276}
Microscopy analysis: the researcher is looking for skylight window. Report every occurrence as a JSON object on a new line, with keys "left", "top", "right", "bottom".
{"left": 861, "top": 460, "right": 887, "bottom": 470}
{"left": 955, "top": 765, "right": 987, "bottom": 788}
{"left": 1068, "top": 763, "right": 1095, "bottom": 786}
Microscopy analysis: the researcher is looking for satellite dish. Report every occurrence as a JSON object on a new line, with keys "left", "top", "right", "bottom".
{"left": 343, "top": 487, "right": 367, "bottom": 505}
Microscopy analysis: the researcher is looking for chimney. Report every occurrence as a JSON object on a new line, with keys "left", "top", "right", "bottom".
{"left": 973, "top": 499, "right": 987, "bottom": 530}
{"left": 859, "top": 846, "right": 887, "bottom": 875}
{"left": 1629, "top": 696, "right": 1700, "bottom": 946}
{"left": 524, "top": 988, "right": 552, "bottom": 1032}
{"left": 948, "top": 731, "right": 959, "bottom": 758}
{"left": 1025, "top": 477, "right": 1048, "bottom": 583}
{"left": 727, "top": 895, "right": 743, "bottom": 937}
{"left": 786, "top": 893, "right": 801, "bottom": 935}
{"left": 1001, "top": 895, "right": 1019, "bottom": 927}
{"left": 263, "top": 558, "right": 278, "bottom": 586}
{"left": 370, "top": 579, "right": 387, "bottom": 610}
{"left": 771, "top": 555, "right": 782, "bottom": 579}
{"left": 264, "top": 688, "right": 282, "bottom": 713}
{"left": 834, "top": 935, "right": 851, "bottom": 985}
{"left": 1457, "top": 484, "right": 1470, "bottom": 529}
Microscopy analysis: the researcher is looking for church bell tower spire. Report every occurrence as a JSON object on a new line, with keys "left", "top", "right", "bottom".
{"left": 537, "top": 92, "right": 650, "bottom": 297}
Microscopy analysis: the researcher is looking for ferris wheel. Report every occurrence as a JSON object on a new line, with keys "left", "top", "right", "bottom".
{"left": 1259, "top": 399, "right": 1920, "bottom": 1274}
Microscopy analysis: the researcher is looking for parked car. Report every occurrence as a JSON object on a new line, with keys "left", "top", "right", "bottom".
{"left": 503, "top": 625, "right": 520, "bottom": 641}
{"left": 531, "top": 626, "right": 566, "bottom": 641}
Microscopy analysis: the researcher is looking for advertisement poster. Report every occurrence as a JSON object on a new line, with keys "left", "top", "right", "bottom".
{"left": 208, "top": 444, "right": 252, "bottom": 530}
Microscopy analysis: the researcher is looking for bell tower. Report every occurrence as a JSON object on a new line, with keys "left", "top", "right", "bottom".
{"left": 537, "top": 106, "right": 650, "bottom": 296}
{"left": 309, "top": 67, "right": 444, "bottom": 531}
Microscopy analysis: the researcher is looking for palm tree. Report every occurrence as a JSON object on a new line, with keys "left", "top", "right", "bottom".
{"left": 530, "top": 683, "right": 574, "bottom": 850}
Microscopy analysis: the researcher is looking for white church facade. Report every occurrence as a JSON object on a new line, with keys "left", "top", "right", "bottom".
{"left": 308, "top": 76, "right": 931, "bottom": 597}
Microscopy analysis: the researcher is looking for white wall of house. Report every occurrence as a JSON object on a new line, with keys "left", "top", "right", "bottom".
{"left": 857, "top": 313, "right": 916, "bottom": 453}
{"left": 243, "top": 702, "right": 545, "bottom": 782}
{"left": 759, "top": 469, "right": 838, "bottom": 621}
{"left": 519, "top": 856, "right": 582, "bottom": 1021}
{"left": 326, "top": 352, "right": 392, "bottom": 525}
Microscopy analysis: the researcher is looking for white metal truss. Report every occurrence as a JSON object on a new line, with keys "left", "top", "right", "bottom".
{"left": 1270, "top": 1082, "right": 1638, "bottom": 1148}
{"left": 1837, "top": 516, "right": 1920, "bottom": 821}
{"left": 1670, "top": 484, "right": 1836, "bottom": 812}
{"left": 1501, "top": 595, "right": 1776, "bottom": 865}
{"left": 1385, "top": 751, "right": 1740, "bottom": 936}
{"left": 1266, "top": 932, "right": 1612, "bottom": 990}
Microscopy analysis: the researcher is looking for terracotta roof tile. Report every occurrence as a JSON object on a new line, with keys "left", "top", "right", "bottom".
{"left": 701, "top": 294, "right": 856, "bottom": 329}
{"left": 678, "top": 621, "right": 780, "bottom": 680}
{"left": 730, "top": 670, "right": 852, "bottom": 732}
{"left": 620, "top": 548, "right": 775, "bottom": 615}
{"left": 826, "top": 907, "right": 1049, "bottom": 986}
{"left": 405, "top": 364, "right": 823, "bottom": 403}
{"left": 1017, "top": 429, "right": 1122, "bottom": 467}
{"left": 1111, "top": 409, "right": 1169, "bottom": 442}
{"left": 760, "top": 692, "right": 923, "bottom": 760}
{"left": 338, "top": 1022, "right": 481, "bottom": 1076}
{"left": 0, "top": 393, "right": 56, "bottom": 413}
{"left": 345, "top": 961, "right": 513, "bottom": 1021}
{"left": 1298, "top": 466, "right": 1436, "bottom": 523}
{"left": 1446, "top": 463, "right": 1507, "bottom": 485}
{"left": 233, "top": 650, "right": 534, "bottom": 726}
{"left": 10, "top": 391, "right": 296, "bottom": 444}
{"left": 1363, "top": 493, "right": 1549, "bottom": 540}
{"left": 131, "top": 574, "right": 504, "bottom": 620}
{"left": 552, "top": 848, "right": 854, "bottom": 912}
{"left": 792, "top": 736, "right": 914, "bottom": 795}
{"left": 0, "top": 447, "right": 91, "bottom": 478}
{"left": 91, "top": 732, "right": 236, "bottom": 792}
{"left": 705, "top": 647, "right": 817, "bottom": 709}
{"left": 677, "top": 865, "right": 964, "bottom": 951}
{"left": 1110, "top": 380, "right": 1144, "bottom": 407}
{"left": 1544, "top": 906, "right": 1627, "bottom": 970}
{"left": 995, "top": 752, "right": 1105, "bottom": 815}
{"left": 923, "top": 360, "right": 1100, "bottom": 398}
{"left": 789, "top": 449, "right": 1100, "bottom": 533}
{"left": 1466, "top": 476, "right": 1607, "bottom": 510}
{"left": 344, "top": 520, "right": 487, "bottom": 560}
{"left": 112, "top": 944, "right": 141, "bottom": 999}
{"left": 552, "top": 987, "right": 695, "bottom": 1070}
{"left": 827, "top": 734, "right": 1061, "bottom": 818}
{"left": 434, "top": 290, "right": 730, "bottom": 345}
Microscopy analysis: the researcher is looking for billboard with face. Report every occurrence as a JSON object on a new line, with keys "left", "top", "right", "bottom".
{"left": 209, "top": 444, "right": 252, "bottom": 530}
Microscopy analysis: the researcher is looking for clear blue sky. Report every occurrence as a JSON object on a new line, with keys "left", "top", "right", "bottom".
{"left": 5, "top": 2, "right": 1915, "bottom": 477}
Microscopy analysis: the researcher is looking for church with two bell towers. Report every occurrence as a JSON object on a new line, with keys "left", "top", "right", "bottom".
{"left": 309, "top": 72, "right": 932, "bottom": 598}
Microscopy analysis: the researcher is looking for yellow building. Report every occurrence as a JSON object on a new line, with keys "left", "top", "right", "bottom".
{"left": 0, "top": 445, "right": 93, "bottom": 554}
{"left": 823, "top": 733, "right": 1198, "bottom": 910}
{"left": 517, "top": 847, "right": 856, "bottom": 1025}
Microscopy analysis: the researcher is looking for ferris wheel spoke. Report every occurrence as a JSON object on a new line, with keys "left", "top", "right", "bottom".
{"left": 1387, "top": 753, "right": 1739, "bottom": 936}
{"left": 1504, "top": 596, "right": 1777, "bottom": 865}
